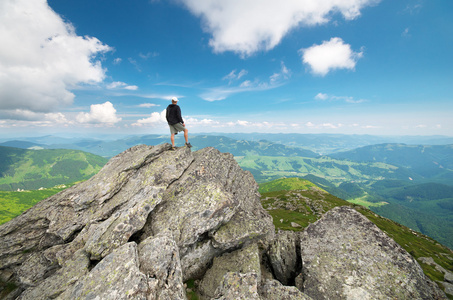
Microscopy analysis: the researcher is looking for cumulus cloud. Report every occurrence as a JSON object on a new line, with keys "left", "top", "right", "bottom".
{"left": 179, "top": 0, "right": 379, "bottom": 56}
{"left": 132, "top": 110, "right": 167, "bottom": 126}
{"left": 301, "top": 37, "right": 363, "bottom": 76}
{"left": 186, "top": 117, "right": 220, "bottom": 126}
{"left": 0, "top": 0, "right": 111, "bottom": 116}
{"left": 76, "top": 102, "right": 121, "bottom": 124}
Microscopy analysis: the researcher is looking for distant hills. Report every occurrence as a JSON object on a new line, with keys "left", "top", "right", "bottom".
{"left": 1, "top": 134, "right": 452, "bottom": 249}
{"left": 0, "top": 146, "right": 108, "bottom": 191}
{"left": 203, "top": 133, "right": 453, "bottom": 154}
{"left": 329, "top": 143, "right": 453, "bottom": 182}
{"left": 1, "top": 134, "right": 319, "bottom": 158}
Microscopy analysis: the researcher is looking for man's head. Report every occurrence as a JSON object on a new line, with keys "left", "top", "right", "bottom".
{"left": 171, "top": 97, "right": 179, "bottom": 104}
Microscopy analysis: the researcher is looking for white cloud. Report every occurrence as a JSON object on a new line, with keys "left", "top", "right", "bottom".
{"left": 315, "top": 93, "right": 367, "bottom": 103}
{"left": 223, "top": 69, "right": 248, "bottom": 82}
{"left": 0, "top": 0, "right": 111, "bottom": 115}
{"left": 44, "top": 112, "right": 69, "bottom": 124}
{"left": 139, "top": 52, "right": 159, "bottom": 59}
{"left": 138, "top": 103, "right": 160, "bottom": 108}
{"left": 240, "top": 81, "right": 252, "bottom": 88}
{"left": 132, "top": 109, "right": 167, "bottom": 126}
{"left": 107, "top": 81, "right": 139, "bottom": 90}
{"left": 76, "top": 102, "right": 121, "bottom": 124}
{"left": 270, "top": 61, "right": 291, "bottom": 84}
{"left": 180, "top": 0, "right": 379, "bottom": 56}
{"left": 186, "top": 117, "right": 220, "bottom": 126}
{"left": 237, "top": 120, "right": 250, "bottom": 126}
{"left": 315, "top": 93, "right": 329, "bottom": 100}
{"left": 402, "top": 27, "right": 410, "bottom": 37}
{"left": 301, "top": 37, "right": 363, "bottom": 76}
{"left": 113, "top": 58, "right": 122, "bottom": 65}
{"left": 201, "top": 62, "right": 290, "bottom": 101}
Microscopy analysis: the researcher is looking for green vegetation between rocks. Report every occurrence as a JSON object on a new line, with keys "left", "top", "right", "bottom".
{"left": 185, "top": 279, "right": 199, "bottom": 300}
{"left": 259, "top": 178, "right": 453, "bottom": 294}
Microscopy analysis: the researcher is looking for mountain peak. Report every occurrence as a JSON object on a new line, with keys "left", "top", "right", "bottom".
{"left": 0, "top": 144, "right": 447, "bottom": 299}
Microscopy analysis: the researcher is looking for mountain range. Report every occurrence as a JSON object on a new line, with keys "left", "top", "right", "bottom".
{"left": 0, "top": 134, "right": 452, "bottom": 249}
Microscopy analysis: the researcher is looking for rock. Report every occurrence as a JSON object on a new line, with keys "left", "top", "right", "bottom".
{"left": 18, "top": 249, "right": 90, "bottom": 300}
{"left": 141, "top": 147, "right": 274, "bottom": 280}
{"left": 441, "top": 282, "right": 453, "bottom": 297}
{"left": 199, "top": 243, "right": 261, "bottom": 299}
{"left": 214, "top": 272, "right": 260, "bottom": 300}
{"left": 445, "top": 271, "right": 453, "bottom": 284}
{"left": 0, "top": 145, "right": 274, "bottom": 299}
{"left": 259, "top": 279, "right": 313, "bottom": 300}
{"left": 0, "top": 144, "right": 448, "bottom": 299}
{"left": 300, "top": 206, "right": 447, "bottom": 300}
{"left": 60, "top": 242, "right": 148, "bottom": 299}
{"left": 267, "top": 230, "right": 301, "bottom": 285}
{"left": 138, "top": 235, "right": 186, "bottom": 300}
{"left": 291, "top": 222, "right": 302, "bottom": 228}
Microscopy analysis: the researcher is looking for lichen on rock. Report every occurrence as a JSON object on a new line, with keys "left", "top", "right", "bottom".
{"left": 0, "top": 144, "right": 448, "bottom": 300}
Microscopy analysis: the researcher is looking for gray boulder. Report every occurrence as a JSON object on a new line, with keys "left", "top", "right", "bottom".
{"left": 214, "top": 272, "right": 261, "bottom": 300}
{"left": 0, "top": 144, "right": 448, "bottom": 299}
{"left": 300, "top": 206, "right": 447, "bottom": 300}
{"left": 0, "top": 144, "right": 274, "bottom": 299}
{"left": 199, "top": 243, "right": 261, "bottom": 299}
{"left": 58, "top": 242, "right": 148, "bottom": 300}
{"left": 259, "top": 279, "right": 313, "bottom": 300}
{"left": 138, "top": 235, "right": 186, "bottom": 300}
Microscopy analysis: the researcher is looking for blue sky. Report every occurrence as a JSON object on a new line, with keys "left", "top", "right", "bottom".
{"left": 0, "top": 0, "right": 452, "bottom": 137}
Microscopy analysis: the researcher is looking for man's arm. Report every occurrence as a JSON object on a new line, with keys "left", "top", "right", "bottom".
{"left": 176, "top": 106, "right": 184, "bottom": 124}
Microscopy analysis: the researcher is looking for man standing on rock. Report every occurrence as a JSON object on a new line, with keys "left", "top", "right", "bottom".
{"left": 166, "top": 97, "right": 192, "bottom": 150}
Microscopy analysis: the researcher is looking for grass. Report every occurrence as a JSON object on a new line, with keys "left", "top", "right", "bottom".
{"left": 0, "top": 146, "right": 107, "bottom": 191}
{"left": 347, "top": 195, "right": 388, "bottom": 208}
{"left": 185, "top": 279, "right": 199, "bottom": 300}
{"left": 0, "top": 184, "right": 73, "bottom": 225}
{"left": 259, "top": 178, "right": 453, "bottom": 295}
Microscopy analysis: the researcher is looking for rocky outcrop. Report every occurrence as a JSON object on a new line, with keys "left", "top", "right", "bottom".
{"left": 300, "top": 206, "right": 447, "bottom": 300}
{"left": 0, "top": 144, "right": 448, "bottom": 299}
{"left": 418, "top": 256, "right": 453, "bottom": 297}
{"left": 0, "top": 144, "right": 274, "bottom": 299}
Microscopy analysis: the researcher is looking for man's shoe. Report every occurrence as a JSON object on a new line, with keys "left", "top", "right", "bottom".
{"left": 170, "top": 146, "right": 176, "bottom": 151}
{"left": 185, "top": 142, "right": 192, "bottom": 148}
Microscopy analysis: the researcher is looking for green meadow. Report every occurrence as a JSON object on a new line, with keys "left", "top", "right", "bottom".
{"left": 0, "top": 185, "right": 71, "bottom": 225}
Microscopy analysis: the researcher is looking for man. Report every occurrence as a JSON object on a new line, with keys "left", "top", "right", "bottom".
{"left": 166, "top": 97, "right": 192, "bottom": 150}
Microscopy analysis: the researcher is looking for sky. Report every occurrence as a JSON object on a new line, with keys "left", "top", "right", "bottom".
{"left": 0, "top": 0, "right": 452, "bottom": 138}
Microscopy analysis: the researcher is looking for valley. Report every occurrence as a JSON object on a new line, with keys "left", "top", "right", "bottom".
{"left": 0, "top": 133, "right": 452, "bottom": 249}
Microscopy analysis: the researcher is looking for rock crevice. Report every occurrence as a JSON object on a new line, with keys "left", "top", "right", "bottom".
{"left": 0, "top": 144, "right": 447, "bottom": 300}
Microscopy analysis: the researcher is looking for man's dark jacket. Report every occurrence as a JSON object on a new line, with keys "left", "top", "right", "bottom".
{"left": 166, "top": 104, "right": 184, "bottom": 125}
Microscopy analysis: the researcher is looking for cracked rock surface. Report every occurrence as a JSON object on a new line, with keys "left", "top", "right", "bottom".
{"left": 0, "top": 144, "right": 447, "bottom": 299}
{"left": 300, "top": 206, "right": 447, "bottom": 300}
{"left": 0, "top": 144, "right": 274, "bottom": 299}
